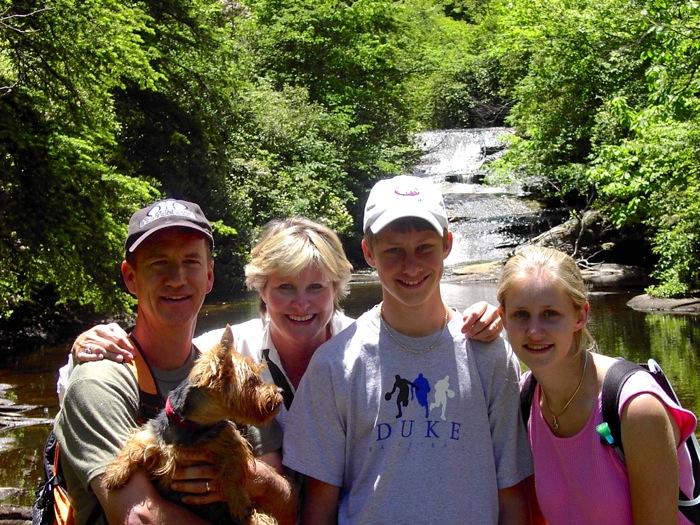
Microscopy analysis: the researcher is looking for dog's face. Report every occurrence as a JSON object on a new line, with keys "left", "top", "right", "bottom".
{"left": 188, "top": 325, "right": 283, "bottom": 426}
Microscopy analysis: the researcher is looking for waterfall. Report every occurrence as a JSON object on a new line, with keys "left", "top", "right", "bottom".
{"left": 411, "top": 128, "right": 556, "bottom": 269}
{"left": 413, "top": 128, "right": 512, "bottom": 184}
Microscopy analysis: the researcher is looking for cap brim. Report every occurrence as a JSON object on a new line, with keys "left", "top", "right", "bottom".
{"left": 368, "top": 209, "right": 444, "bottom": 235}
{"left": 127, "top": 222, "right": 214, "bottom": 253}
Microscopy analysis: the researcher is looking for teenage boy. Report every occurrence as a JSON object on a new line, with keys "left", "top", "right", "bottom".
{"left": 283, "top": 175, "right": 533, "bottom": 524}
{"left": 54, "top": 200, "right": 296, "bottom": 525}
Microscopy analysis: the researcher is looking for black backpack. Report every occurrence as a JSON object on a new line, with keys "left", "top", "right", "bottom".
{"left": 520, "top": 358, "right": 700, "bottom": 524}
{"left": 32, "top": 341, "right": 163, "bottom": 525}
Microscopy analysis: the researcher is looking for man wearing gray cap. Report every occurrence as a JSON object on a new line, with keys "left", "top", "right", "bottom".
{"left": 283, "top": 176, "right": 533, "bottom": 524}
{"left": 54, "top": 199, "right": 296, "bottom": 525}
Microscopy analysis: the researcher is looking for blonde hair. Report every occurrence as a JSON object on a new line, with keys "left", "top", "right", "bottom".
{"left": 497, "top": 246, "right": 595, "bottom": 353}
{"left": 245, "top": 217, "right": 353, "bottom": 313}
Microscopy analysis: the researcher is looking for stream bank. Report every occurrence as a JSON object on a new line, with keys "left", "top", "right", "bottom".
{"left": 449, "top": 261, "right": 700, "bottom": 313}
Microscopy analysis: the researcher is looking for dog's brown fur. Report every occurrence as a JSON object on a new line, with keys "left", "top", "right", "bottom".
{"left": 102, "top": 325, "right": 283, "bottom": 525}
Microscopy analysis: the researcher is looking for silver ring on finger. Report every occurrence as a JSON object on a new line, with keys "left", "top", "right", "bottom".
{"left": 85, "top": 345, "right": 93, "bottom": 355}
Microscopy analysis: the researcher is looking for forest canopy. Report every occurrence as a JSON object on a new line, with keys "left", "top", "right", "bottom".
{"left": 1, "top": 0, "right": 698, "bottom": 333}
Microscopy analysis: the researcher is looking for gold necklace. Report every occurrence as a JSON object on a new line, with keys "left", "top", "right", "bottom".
{"left": 379, "top": 305, "right": 449, "bottom": 355}
{"left": 541, "top": 351, "right": 588, "bottom": 430}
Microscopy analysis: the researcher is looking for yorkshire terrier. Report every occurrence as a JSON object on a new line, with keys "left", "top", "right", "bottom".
{"left": 102, "top": 325, "right": 283, "bottom": 525}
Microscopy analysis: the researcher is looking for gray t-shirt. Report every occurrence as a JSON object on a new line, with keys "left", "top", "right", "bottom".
{"left": 283, "top": 306, "right": 533, "bottom": 525}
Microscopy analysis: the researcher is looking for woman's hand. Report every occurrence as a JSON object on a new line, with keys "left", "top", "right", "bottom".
{"left": 72, "top": 323, "right": 135, "bottom": 363}
{"left": 461, "top": 301, "right": 503, "bottom": 342}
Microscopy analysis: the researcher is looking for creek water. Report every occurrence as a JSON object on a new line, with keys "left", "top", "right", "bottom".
{"left": 1, "top": 129, "right": 699, "bottom": 508}
{"left": 2, "top": 285, "right": 700, "bottom": 507}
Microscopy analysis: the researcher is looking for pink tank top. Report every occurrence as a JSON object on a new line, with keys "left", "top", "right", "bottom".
{"left": 527, "top": 370, "right": 697, "bottom": 525}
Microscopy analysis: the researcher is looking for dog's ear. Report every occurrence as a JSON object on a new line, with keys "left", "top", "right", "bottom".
{"left": 221, "top": 324, "right": 234, "bottom": 348}
{"left": 215, "top": 324, "right": 235, "bottom": 365}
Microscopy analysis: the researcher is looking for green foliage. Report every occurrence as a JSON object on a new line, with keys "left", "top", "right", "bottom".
{"left": 441, "top": 0, "right": 490, "bottom": 23}
{"left": 427, "top": 54, "right": 509, "bottom": 128}
{"left": 246, "top": 0, "right": 419, "bottom": 179}
{"left": 588, "top": 1, "right": 700, "bottom": 296}
{"left": 5, "top": 0, "right": 699, "bottom": 330}
{"left": 0, "top": 1, "right": 162, "bottom": 318}
{"left": 1, "top": 0, "right": 438, "bottom": 327}
{"left": 398, "top": 0, "right": 514, "bottom": 129}
{"left": 480, "top": 0, "right": 700, "bottom": 297}
{"left": 496, "top": 0, "right": 648, "bottom": 170}
{"left": 593, "top": 118, "right": 700, "bottom": 297}
{"left": 231, "top": 83, "right": 356, "bottom": 232}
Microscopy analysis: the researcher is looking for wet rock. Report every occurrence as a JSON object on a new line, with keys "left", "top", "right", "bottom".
{"left": 450, "top": 260, "right": 651, "bottom": 289}
{"left": 0, "top": 385, "right": 54, "bottom": 432}
{"left": 0, "top": 415, "right": 54, "bottom": 434}
{"left": 0, "top": 504, "right": 30, "bottom": 524}
{"left": 627, "top": 294, "right": 700, "bottom": 313}
{"left": 450, "top": 262, "right": 503, "bottom": 282}
{"left": 580, "top": 264, "right": 649, "bottom": 288}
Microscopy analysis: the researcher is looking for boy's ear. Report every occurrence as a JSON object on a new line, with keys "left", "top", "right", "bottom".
{"left": 443, "top": 231, "right": 454, "bottom": 258}
{"left": 361, "top": 239, "right": 377, "bottom": 268}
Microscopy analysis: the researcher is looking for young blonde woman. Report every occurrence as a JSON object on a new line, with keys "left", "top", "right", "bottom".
{"left": 497, "top": 246, "right": 697, "bottom": 525}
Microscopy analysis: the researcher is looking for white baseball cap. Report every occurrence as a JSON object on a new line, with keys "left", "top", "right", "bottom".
{"left": 363, "top": 175, "right": 448, "bottom": 234}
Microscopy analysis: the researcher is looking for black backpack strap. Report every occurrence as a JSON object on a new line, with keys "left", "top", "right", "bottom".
{"left": 680, "top": 432, "right": 700, "bottom": 522}
{"left": 520, "top": 372, "right": 537, "bottom": 428}
{"left": 646, "top": 360, "right": 700, "bottom": 519}
{"left": 602, "top": 359, "right": 700, "bottom": 522}
{"left": 37, "top": 432, "right": 104, "bottom": 525}
{"left": 127, "top": 335, "right": 167, "bottom": 422}
{"left": 601, "top": 359, "right": 644, "bottom": 454}
{"left": 263, "top": 349, "right": 294, "bottom": 411}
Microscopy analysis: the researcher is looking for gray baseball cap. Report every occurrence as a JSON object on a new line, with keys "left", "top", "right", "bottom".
{"left": 125, "top": 199, "right": 214, "bottom": 254}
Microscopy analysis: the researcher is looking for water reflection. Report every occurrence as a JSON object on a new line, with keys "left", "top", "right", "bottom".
{"left": 1, "top": 282, "right": 699, "bottom": 507}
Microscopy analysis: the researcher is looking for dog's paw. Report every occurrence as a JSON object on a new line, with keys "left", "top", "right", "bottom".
{"left": 101, "top": 462, "right": 131, "bottom": 490}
